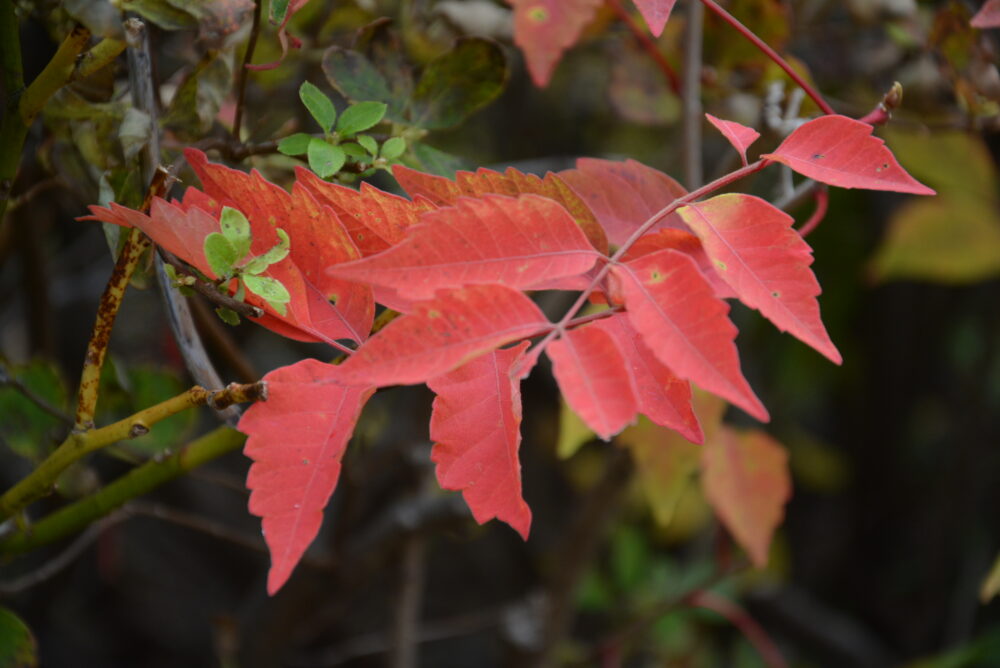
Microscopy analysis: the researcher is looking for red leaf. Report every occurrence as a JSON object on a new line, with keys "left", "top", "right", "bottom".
{"left": 338, "top": 285, "right": 551, "bottom": 386}
{"left": 392, "top": 164, "right": 608, "bottom": 254}
{"left": 593, "top": 313, "right": 702, "bottom": 443}
{"left": 973, "top": 0, "right": 1000, "bottom": 28}
{"left": 705, "top": 113, "right": 760, "bottom": 166}
{"left": 701, "top": 427, "right": 791, "bottom": 567}
{"left": 239, "top": 359, "right": 374, "bottom": 594}
{"left": 507, "top": 0, "right": 604, "bottom": 87}
{"left": 761, "top": 116, "right": 935, "bottom": 195}
{"left": 619, "top": 228, "right": 735, "bottom": 299}
{"left": 678, "top": 194, "right": 841, "bottom": 363}
{"left": 559, "top": 158, "right": 689, "bottom": 246}
{"left": 612, "top": 249, "right": 769, "bottom": 421}
{"left": 329, "top": 194, "right": 601, "bottom": 300}
{"left": 428, "top": 341, "right": 536, "bottom": 538}
{"left": 632, "top": 0, "right": 677, "bottom": 37}
{"left": 548, "top": 324, "right": 638, "bottom": 440}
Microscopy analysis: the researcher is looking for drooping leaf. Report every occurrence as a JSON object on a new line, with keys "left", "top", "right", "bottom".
{"left": 240, "top": 359, "right": 373, "bottom": 594}
{"left": 410, "top": 38, "right": 507, "bottom": 129}
{"left": 338, "top": 285, "right": 551, "bottom": 387}
{"left": 761, "top": 115, "right": 935, "bottom": 195}
{"left": 632, "top": 0, "right": 677, "bottom": 37}
{"left": 559, "top": 158, "right": 689, "bottom": 246}
{"left": 0, "top": 607, "right": 38, "bottom": 668}
{"left": 329, "top": 194, "right": 601, "bottom": 299}
{"left": 701, "top": 427, "right": 791, "bottom": 567}
{"left": 705, "top": 113, "right": 760, "bottom": 166}
{"left": 972, "top": 0, "right": 1000, "bottom": 28}
{"left": 547, "top": 324, "right": 638, "bottom": 440}
{"left": 507, "top": 0, "right": 604, "bottom": 87}
{"left": 612, "top": 249, "right": 769, "bottom": 421}
{"left": 428, "top": 341, "right": 536, "bottom": 538}
{"left": 678, "top": 194, "right": 841, "bottom": 363}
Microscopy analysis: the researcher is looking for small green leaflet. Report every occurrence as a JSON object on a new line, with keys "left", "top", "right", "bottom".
{"left": 308, "top": 139, "right": 346, "bottom": 178}
{"left": 336, "top": 101, "right": 387, "bottom": 136}
{"left": 204, "top": 232, "right": 239, "bottom": 277}
{"left": 299, "top": 81, "right": 337, "bottom": 134}
{"left": 220, "top": 206, "right": 251, "bottom": 258}
{"left": 244, "top": 275, "right": 291, "bottom": 315}
{"left": 381, "top": 137, "right": 406, "bottom": 161}
{"left": 278, "top": 132, "right": 312, "bottom": 156}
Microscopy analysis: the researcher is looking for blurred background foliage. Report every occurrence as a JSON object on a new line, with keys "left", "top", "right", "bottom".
{"left": 0, "top": 0, "right": 999, "bottom": 666}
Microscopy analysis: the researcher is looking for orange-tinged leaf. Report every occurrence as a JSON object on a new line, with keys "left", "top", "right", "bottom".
{"left": 548, "top": 324, "right": 638, "bottom": 440}
{"left": 761, "top": 116, "right": 935, "bottom": 195}
{"left": 972, "top": 0, "right": 1000, "bottom": 28}
{"left": 239, "top": 359, "right": 374, "bottom": 594}
{"left": 632, "top": 0, "right": 677, "bottom": 37}
{"left": 701, "top": 427, "right": 791, "bottom": 567}
{"left": 678, "top": 194, "right": 841, "bottom": 363}
{"left": 705, "top": 113, "right": 760, "bottom": 165}
{"left": 428, "top": 341, "right": 536, "bottom": 538}
{"left": 338, "top": 285, "right": 551, "bottom": 387}
{"left": 559, "top": 158, "right": 689, "bottom": 246}
{"left": 507, "top": 0, "right": 604, "bottom": 87}
{"left": 612, "top": 249, "right": 769, "bottom": 421}
{"left": 329, "top": 194, "right": 601, "bottom": 300}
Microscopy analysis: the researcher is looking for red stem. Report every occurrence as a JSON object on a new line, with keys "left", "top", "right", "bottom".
{"left": 606, "top": 0, "right": 681, "bottom": 95}
{"left": 686, "top": 590, "right": 789, "bottom": 668}
{"left": 699, "top": 0, "right": 835, "bottom": 116}
{"left": 797, "top": 186, "right": 828, "bottom": 238}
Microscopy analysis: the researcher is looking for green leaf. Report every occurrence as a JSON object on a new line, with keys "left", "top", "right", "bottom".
{"left": 410, "top": 142, "right": 469, "bottom": 177}
{"left": 256, "top": 228, "right": 291, "bottom": 267}
{"left": 125, "top": 367, "right": 197, "bottom": 456}
{"left": 120, "top": 0, "right": 197, "bottom": 30}
{"left": 204, "top": 232, "right": 239, "bottom": 278}
{"left": 219, "top": 206, "right": 251, "bottom": 259}
{"left": 269, "top": 0, "right": 291, "bottom": 24}
{"left": 410, "top": 37, "right": 507, "bottom": 129}
{"left": 380, "top": 136, "right": 406, "bottom": 161}
{"left": 340, "top": 142, "right": 367, "bottom": 158}
{"left": 243, "top": 274, "right": 291, "bottom": 315}
{"left": 299, "top": 81, "right": 337, "bottom": 133}
{"left": 356, "top": 134, "right": 378, "bottom": 156}
{"left": 0, "top": 607, "right": 38, "bottom": 668}
{"left": 277, "top": 132, "right": 313, "bottom": 156}
{"left": 336, "top": 101, "right": 387, "bottom": 136}
{"left": 0, "top": 360, "right": 68, "bottom": 462}
{"left": 216, "top": 307, "right": 241, "bottom": 326}
{"left": 307, "top": 138, "right": 346, "bottom": 178}
{"left": 322, "top": 47, "right": 406, "bottom": 121}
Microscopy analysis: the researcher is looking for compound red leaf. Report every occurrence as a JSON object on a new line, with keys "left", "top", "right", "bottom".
{"left": 559, "top": 158, "right": 689, "bottom": 246}
{"left": 593, "top": 313, "right": 702, "bottom": 443}
{"left": 508, "top": 0, "right": 604, "bottom": 87}
{"left": 705, "top": 113, "right": 760, "bottom": 166}
{"left": 702, "top": 427, "right": 791, "bottom": 567}
{"left": 619, "top": 228, "right": 735, "bottom": 299}
{"left": 338, "top": 285, "right": 551, "bottom": 386}
{"left": 392, "top": 164, "right": 608, "bottom": 254}
{"left": 329, "top": 194, "right": 600, "bottom": 300}
{"left": 678, "top": 194, "right": 841, "bottom": 363}
{"left": 632, "top": 0, "right": 677, "bottom": 37}
{"left": 239, "top": 359, "right": 374, "bottom": 594}
{"left": 972, "top": 0, "right": 1000, "bottom": 28}
{"left": 428, "top": 341, "right": 536, "bottom": 538}
{"left": 548, "top": 324, "right": 638, "bottom": 440}
{"left": 612, "top": 249, "right": 769, "bottom": 421}
{"left": 761, "top": 116, "right": 936, "bottom": 195}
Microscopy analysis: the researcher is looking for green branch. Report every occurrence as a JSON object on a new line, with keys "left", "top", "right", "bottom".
{"left": 0, "top": 426, "right": 246, "bottom": 556}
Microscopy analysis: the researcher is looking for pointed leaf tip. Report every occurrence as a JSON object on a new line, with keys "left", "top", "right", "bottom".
{"left": 705, "top": 114, "right": 760, "bottom": 166}
{"left": 632, "top": 0, "right": 678, "bottom": 37}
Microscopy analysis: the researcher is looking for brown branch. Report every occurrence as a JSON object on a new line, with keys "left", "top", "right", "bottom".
{"left": 159, "top": 249, "right": 265, "bottom": 319}
{"left": 232, "top": 0, "right": 263, "bottom": 140}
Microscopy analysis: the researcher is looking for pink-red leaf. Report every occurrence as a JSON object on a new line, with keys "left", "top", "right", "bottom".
{"left": 338, "top": 285, "right": 551, "bottom": 386}
{"left": 507, "top": 0, "right": 604, "bottom": 87}
{"left": 973, "top": 0, "right": 1000, "bottom": 28}
{"left": 548, "top": 325, "right": 638, "bottom": 440}
{"left": 705, "top": 113, "right": 760, "bottom": 166}
{"left": 632, "top": 0, "right": 677, "bottom": 37}
{"left": 702, "top": 427, "right": 791, "bottom": 567}
{"left": 428, "top": 341, "right": 536, "bottom": 538}
{"left": 761, "top": 115, "right": 935, "bottom": 195}
{"left": 612, "top": 249, "right": 769, "bottom": 421}
{"left": 559, "top": 158, "right": 689, "bottom": 246}
{"left": 619, "top": 228, "right": 735, "bottom": 300}
{"left": 239, "top": 359, "right": 373, "bottom": 594}
{"left": 329, "top": 194, "right": 601, "bottom": 300}
{"left": 678, "top": 194, "right": 841, "bottom": 363}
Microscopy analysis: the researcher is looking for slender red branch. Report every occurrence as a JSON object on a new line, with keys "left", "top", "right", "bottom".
{"left": 699, "top": 0, "right": 835, "bottom": 115}
{"left": 797, "top": 186, "right": 828, "bottom": 238}
{"left": 606, "top": 0, "right": 681, "bottom": 95}
{"left": 686, "top": 590, "right": 788, "bottom": 668}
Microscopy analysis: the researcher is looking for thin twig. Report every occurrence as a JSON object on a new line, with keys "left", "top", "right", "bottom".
{"left": 0, "top": 364, "right": 73, "bottom": 426}
{"left": 686, "top": 590, "right": 789, "bottom": 668}
{"left": 389, "top": 533, "right": 426, "bottom": 668}
{"left": 159, "top": 249, "right": 265, "bottom": 319}
{"left": 232, "top": 0, "right": 263, "bottom": 140}
{"left": 683, "top": 0, "right": 705, "bottom": 189}
{"left": 606, "top": 0, "right": 681, "bottom": 94}
{"left": 797, "top": 186, "right": 828, "bottom": 238}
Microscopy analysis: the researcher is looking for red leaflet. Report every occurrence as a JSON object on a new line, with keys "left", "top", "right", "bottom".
{"left": 592, "top": 313, "right": 703, "bottom": 443}
{"left": 702, "top": 427, "right": 791, "bottom": 567}
{"left": 338, "top": 285, "right": 551, "bottom": 387}
{"left": 329, "top": 194, "right": 601, "bottom": 300}
{"left": 559, "top": 158, "right": 689, "bottom": 246}
{"left": 612, "top": 249, "right": 769, "bottom": 421}
{"left": 239, "top": 359, "right": 374, "bottom": 594}
{"left": 678, "top": 194, "right": 841, "bottom": 363}
{"left": 392, "top": 164, "right": 608, "bottom": 254}
{"left": 548, "top": 325, "right": 638, "bottom": 440}
{"left": 507, "top": 0, "right": 604, "bottom": 87}
{"left": 619, "top": 228, "right": 735, "bottom": 299}
{"left": 428, "top": 341, "right": 536, "bottom": 538}
{"left": 705, "top": 113, "right": 760, "bottom": 166}
{"left": 761, "top": 116, "right": 935, "bottom": 195}
{"left": 632, "top": 0, "right": 677, "bottom": 37}
{"left": 972, "top": 0, "right": 1000, "bottom": 28}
